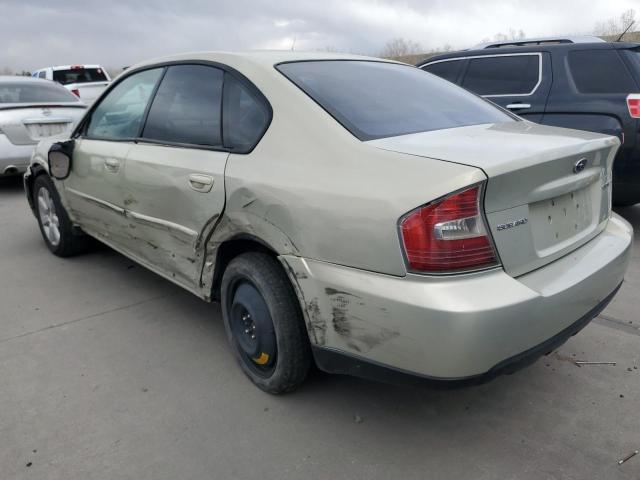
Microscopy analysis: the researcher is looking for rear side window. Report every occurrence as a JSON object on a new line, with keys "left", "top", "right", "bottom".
{"left": 277, "top": 61, "right": 513, "bottom": 141}
{"left": 569, "top": 50, "right": 637, "bottom": 94}
{"left": 422, "top": 60, "right": 464, "bottom": 84}
{"left": 53, "top": 67, "right": 108, "bottom": 85}
{"left": 142, "top": 65, "right": 223, "bottom": 147}
{"left": 222, "top": 74, "right": 270, "bottom": 153}
{"left": 461, "top": 55, "right": 540, "bottom": 95}
{"left": 87, "top": 68, "right": 163, "bottom": 140}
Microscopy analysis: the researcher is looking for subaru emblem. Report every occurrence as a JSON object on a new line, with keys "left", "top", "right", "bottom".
{"left": 573, "top": 158, "right": 587, "bottom": 173}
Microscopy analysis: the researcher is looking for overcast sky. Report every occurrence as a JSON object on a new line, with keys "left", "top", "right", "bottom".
{"left": 1, "top": 0, "right": 637, "bottom": 71}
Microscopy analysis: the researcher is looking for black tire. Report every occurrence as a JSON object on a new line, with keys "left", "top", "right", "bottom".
{"left": 33, "top": 174, "right": 89, "bottom": 257}
{"left": 221, "top": 252, "right": 311, "bottom": 394}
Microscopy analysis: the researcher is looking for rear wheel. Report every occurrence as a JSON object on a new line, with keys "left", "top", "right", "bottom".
{"left": 33, "top": 174, "right": 88, "bottom": 257}
{"left": 221, "top": 252, "right": 311, "bottom": 394}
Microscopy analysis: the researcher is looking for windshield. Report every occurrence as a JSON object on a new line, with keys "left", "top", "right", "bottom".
{"left": 0, "top": 82, "right": 80, "bottom": 104}
{"left": 53, "top": 67, "right": 108, "bottom": 85}
{"left": 277, "top": 60, "right": 514, "bottom": 141}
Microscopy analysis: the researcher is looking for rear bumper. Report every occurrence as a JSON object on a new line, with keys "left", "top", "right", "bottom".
{"left": 612, "top": 181, "right": 640, "bottom": 206}
{"left": 312, "top": 282, "right": 620, "bottom": 388}
{"left": 612, "top": 145, "right": 640, "bottom": 205}
{"left": 282, "top": 213, "right": 632, "bottom": 383}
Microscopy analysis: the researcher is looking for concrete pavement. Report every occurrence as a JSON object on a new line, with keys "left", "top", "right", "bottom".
{"left": 1, "top": 175, "right": 639, "bottom": 480}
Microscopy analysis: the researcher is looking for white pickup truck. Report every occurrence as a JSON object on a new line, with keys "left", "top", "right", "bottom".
{"left": 31, "top": 65, "right": 111, "bottom": 105}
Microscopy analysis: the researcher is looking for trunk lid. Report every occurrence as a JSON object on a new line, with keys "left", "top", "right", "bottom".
{"left": 0, "top": 104, "right": 85, "bottom": 145}
{"left": 368, "top": 121, "right": 618, "bottom": 277}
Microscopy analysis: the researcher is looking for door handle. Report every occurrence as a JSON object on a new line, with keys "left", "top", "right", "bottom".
{"left": 506, "top": 103, "right": 531, "bottom": 110}
{"left": 104, "top": 158, "right": 120, "bottom": 172}
{"left": 188, "top": 174, "right": 214, "bottom": 193}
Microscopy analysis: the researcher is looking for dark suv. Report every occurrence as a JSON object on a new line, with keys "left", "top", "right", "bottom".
{"left": 420, "top": 36, "right": 640, "bottom": 205}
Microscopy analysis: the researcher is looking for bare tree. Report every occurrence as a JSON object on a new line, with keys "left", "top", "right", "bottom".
{"left": 480, "top": 28, "right": 526, "bottom": 44}
{"left": 594, "top": 8, "right": 636, "bottom": 37}
{"left": 0, "top": 66, "right": 13, "bottom": 76}
{"left": 379, "top": 38, "right": 423, "bottom": 59}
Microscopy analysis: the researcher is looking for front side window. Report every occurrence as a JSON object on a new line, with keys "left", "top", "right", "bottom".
{"left": 38, "top": 71, "right": 46, "bottom": 79}
{"left": 569, "top": 50, "right": 637, "bottom": 94}
{"left": 222, "top": 73, "right": 270, "bottom": 152}
{"left": 86, "top": 68, "right": 162, "bottom": 140}
{"left": 277, "top": 60, "right": 513, "bottom": 141}
{"left": 142, "top": 65, "right": 223, "bottom": 146}
{"left": 461, "top": 55, "right": 540, "bottom": 96}
{"left": 422, "top": 60, "right": 464, "bottom": 84}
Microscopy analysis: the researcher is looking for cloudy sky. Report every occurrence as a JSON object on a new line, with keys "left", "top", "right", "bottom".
{"left": 1, "top": 0, "right": 637, "bottom": 71}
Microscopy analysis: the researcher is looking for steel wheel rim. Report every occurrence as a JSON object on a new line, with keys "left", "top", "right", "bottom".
{"left": 37, "top": 187, "right": 61, "bottom": 246}
{"left": 229, "top": 280, "right": 278, "bottom": 377}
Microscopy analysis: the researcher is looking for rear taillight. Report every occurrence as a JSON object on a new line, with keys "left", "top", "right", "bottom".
{"left": 627, "top": 94, "right": 640, "bottom": 118}
{"left": 399, "top": 183, "right": 499, "bottom": 273}
{"left": 71, "top": 88, "right": 80, "bottom": 98}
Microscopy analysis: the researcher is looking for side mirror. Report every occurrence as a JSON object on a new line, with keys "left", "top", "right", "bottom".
{"left": 48, "top": 140, "right": 75, "bottom": 180}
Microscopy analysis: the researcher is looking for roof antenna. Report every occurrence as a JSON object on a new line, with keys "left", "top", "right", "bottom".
{"left": 616, "top": 20, "right": 635, "bottom": 42}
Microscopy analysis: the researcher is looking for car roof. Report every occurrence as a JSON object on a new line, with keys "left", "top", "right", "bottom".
{"left": 128, "top": 50, "right": 399, "bottom": 72}
{"left": 422, "top": 41, "right": 639, "bottom": 65}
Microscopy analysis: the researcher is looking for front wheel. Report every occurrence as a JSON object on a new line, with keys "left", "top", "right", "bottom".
{"left": 221, "top": 252, "right": 311, "bottom": 394}
{"left": 33, "top": 174, "right": 88, "bottom": 257}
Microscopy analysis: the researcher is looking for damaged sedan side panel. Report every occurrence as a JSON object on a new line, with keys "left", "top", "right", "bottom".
{"left": 280, "top": 255, "right": 402, "bottom": 356}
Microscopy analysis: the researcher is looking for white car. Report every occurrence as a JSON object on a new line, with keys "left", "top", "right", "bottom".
{"left": 32, "top": 65, "right": 111, "bottom": 105}
{"left": 0, "top": 76, "right": 86, "bottom": 176}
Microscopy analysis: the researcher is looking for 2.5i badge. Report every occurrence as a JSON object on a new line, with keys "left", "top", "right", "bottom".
{"left": 496, "top": 218, "right": 528, "bottom": 231}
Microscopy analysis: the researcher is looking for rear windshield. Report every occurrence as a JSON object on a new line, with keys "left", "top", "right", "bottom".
{"left": 0, "top": 82, "right": 80, "bottom": 103}
{"left": 53, "top": 67, "right": 108, "bottom": 85}
{"left": 277, "top": 61, "right": 513, "bottom": 140}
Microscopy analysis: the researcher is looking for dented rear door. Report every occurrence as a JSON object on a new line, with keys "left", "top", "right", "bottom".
{"left": 122, "top": 144, "right": 227, "bottom": 289}
{"left": 120, "top": 65, "right": 229, "bottom": 289}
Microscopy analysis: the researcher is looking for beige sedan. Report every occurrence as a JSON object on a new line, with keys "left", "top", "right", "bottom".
{"left": 25, "top": 52, "right": 632, "bottom": 393}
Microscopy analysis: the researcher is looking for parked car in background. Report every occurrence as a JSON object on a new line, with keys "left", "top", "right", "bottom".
{"left": 0, "top": 76, "right": 85, "bottom": 177}
{"left": 25, "top": 52, "right": 631, "bottom": 393}
{"left": 420, "top": 36, "right": 640, "bottom": 205}
{"left": 32, "top": 65, "right": 111, "bottom": 105}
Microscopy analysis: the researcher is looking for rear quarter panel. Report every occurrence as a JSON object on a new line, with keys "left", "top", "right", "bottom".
{"left": 205, "top": 58, "right": 485, "bottom": 277}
